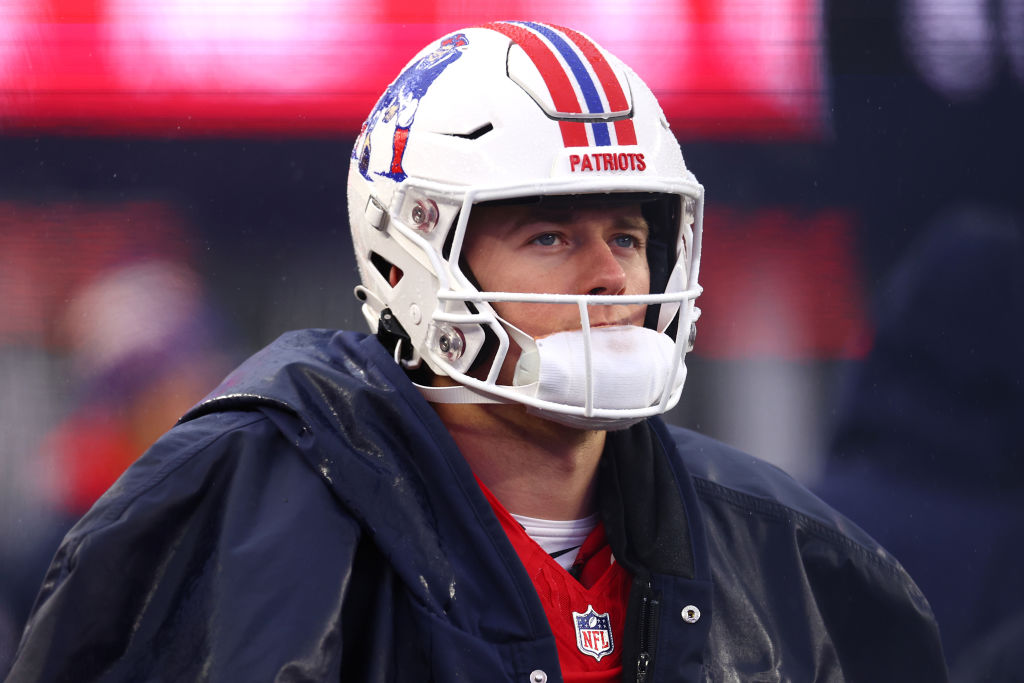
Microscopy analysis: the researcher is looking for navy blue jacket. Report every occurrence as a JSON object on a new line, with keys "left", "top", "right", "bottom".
{"left": 7, "top": 330, "right": 946, "bottom": 682}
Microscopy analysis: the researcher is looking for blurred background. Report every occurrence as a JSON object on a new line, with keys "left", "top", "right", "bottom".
{"left": 1, "top": 0, "right": 1022, "bottom": 677}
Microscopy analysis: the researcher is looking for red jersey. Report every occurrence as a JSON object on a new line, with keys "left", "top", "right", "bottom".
{"left": 479, "top": 482, "right": 633, "bottom": 682}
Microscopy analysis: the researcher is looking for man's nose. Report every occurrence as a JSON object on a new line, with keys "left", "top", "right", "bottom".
{"left": 580, "top": 240, "right": 628, "bottom": 296}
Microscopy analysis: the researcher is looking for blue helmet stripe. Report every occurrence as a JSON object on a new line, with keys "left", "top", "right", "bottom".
{"left": 516, "top": 21, "right": 612, "bottom": 146}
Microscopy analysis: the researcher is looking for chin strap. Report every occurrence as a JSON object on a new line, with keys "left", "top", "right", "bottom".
{"left": 415, "top": 382, "right": 513, "bottom": 404}
{"left": 372, "top": 306, "right": 423, "bottom": 369}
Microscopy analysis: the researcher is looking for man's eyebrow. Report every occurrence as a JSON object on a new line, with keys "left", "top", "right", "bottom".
{"left": 512, "top": 207, "right": 573, "bottom": 225}
{"left": 616, "top": 213, "right": 650, "bottom": 235}
{"left": 498, "top": 208, "right": 569, "bottom": 236}
{"left": 499, "top": 206, "right": 650, "bottom": 238}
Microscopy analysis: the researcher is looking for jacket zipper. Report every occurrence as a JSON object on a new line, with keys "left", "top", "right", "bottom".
{"left": 635, "top": 583, "right": 659, "bottom": 683}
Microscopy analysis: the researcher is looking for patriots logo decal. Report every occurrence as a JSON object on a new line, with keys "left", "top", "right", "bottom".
{"left": 355, "top": 33, "right": 470, "bottom": 182}
{"left": 573, "top": 605, "right": 615, "bottom": 661}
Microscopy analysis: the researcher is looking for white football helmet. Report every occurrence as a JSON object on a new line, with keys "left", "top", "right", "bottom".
{"left": 347, "top": 21, "right": 704, "bottom": 429}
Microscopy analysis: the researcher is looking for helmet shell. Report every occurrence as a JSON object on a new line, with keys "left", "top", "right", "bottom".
{"left": 347, "top": 21, "right": 704, "bottom": 424}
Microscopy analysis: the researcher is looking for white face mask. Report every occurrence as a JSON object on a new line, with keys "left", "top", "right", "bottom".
{"left": 511, "top": 325, "right": 686, "bottom": 430}
{"left": 415, "top": 310, "right": 697, "bottom": 431}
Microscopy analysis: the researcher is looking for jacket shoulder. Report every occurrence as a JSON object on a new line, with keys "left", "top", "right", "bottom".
{"left": 10, "top": 409, "right": 361, "bottom": 681}
{"left": 73, "top": 410, "right": 279, "bottom": 534}
{"left": 659, "top": 423, "right": 948, "bottom": 681}
{"left": 662, "top": 423, "right": 883, "bottom": 554}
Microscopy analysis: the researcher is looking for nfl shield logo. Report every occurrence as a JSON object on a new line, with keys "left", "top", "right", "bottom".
{"left": 572, "top": 605, "right": 614, "bottom": 661}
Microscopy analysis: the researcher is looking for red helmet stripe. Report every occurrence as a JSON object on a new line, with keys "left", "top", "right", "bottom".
{"left": 553, "top": 24, "right": 637, "bottom": 146}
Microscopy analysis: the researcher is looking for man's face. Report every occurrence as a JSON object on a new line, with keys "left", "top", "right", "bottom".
{"left": 462, "top": 197, "right": 651, "bottom": 342}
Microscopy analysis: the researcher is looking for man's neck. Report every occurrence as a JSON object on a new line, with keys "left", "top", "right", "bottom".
{"left": 433, "top": 401, "right": 606, "bottom": 521}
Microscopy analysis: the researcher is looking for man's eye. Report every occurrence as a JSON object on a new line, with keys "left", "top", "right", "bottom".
{"left": 613, "top": 234, "right": 642, "bottom": 249}
{"left": 531, "top": 233, "right": 559, "bottom": 246}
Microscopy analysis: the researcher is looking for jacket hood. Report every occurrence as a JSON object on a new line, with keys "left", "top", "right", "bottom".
{"left": 180, "top": 329, "right": 555, "bottom": 637}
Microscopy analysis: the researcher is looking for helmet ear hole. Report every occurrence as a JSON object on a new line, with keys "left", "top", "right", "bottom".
{"left": 369, "top": 251, "right": 398, "bottom": 287}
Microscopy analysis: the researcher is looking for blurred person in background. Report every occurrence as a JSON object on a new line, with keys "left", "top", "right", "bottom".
{"left": 815, "top": 206, "right": 1024, "bottom": 680}
{"left": 42, "top": 259, "right": 234, "bottom": 516}
{"left": 6, "top": 23, "right": 946, "bottom": 682}
{"left": 0, "top": 259, "right": 232, "bottom": 676}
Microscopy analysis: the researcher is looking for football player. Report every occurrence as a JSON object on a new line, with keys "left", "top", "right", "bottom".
{"left": 7, "top": 22, "right": 948, "bottom": 682}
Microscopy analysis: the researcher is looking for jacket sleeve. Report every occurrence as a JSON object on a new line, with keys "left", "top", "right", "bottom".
{"left": 6, "top": 411, "right": 362, "bottom": 682}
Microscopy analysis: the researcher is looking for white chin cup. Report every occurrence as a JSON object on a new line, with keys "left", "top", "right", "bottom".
{"left": 512, "top": 325, "right": 685, "bottom": 429}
